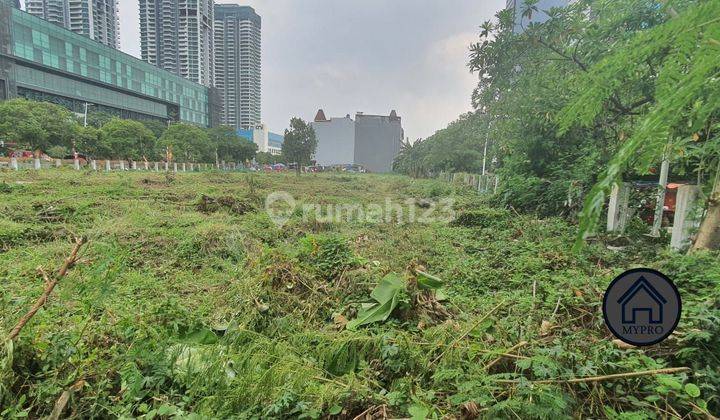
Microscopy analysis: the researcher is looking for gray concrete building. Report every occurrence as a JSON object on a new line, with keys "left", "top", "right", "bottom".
{"left": 312, "top": 109, "right": 355, "bottom": 166}
{"left": 214, "top": 4, "right": 261, "bottom": 129}
{"left": 506, "top": 0, "right": 570, "bottom": 33}
{"left": 354, "top": 111, "right": 403, "bottom": 173}
{"left": 312, "top": 109, "right": 403, "bottom": 173}
{"left": 139, "top": 0, "right": 214, "bottom": 87}
{"left": 25, "top": 0, "right": 120, "bottom": 48}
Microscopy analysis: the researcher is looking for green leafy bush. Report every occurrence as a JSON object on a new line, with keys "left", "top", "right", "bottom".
{"left": 299, "top": 234, "right": 359, "bottom": 280}
{"left": 451, "top": 207, "right": 512, "bottom": 228}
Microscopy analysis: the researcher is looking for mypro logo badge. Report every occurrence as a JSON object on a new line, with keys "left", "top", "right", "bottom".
{"left": 603, "top": 268, "right": 681, "bottom": 346}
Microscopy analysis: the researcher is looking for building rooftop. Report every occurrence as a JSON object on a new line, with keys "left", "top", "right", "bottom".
{"left": 214, "top": 4, "right": 261, "bottom": 26}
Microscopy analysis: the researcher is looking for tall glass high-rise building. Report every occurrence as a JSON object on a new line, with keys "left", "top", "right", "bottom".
{"left": 139, "top": 0, "right": 214, "bottom": 88}
{"left": 213, "top": 4, "right": 261, "bottom": 130}
{"left": 25, "top": 0, "right": 120, "bottom": 48}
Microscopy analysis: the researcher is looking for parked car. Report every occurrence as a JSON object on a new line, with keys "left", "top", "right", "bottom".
{"left": 342, "top": 164, "right": 366, "bottom": 173}
{"left": 11, "top": 150, "right": 35, "bottom": 159}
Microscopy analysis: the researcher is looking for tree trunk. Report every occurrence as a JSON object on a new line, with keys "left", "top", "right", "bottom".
{"left": 691, "top": 179, "right": 720, "bottom": 252}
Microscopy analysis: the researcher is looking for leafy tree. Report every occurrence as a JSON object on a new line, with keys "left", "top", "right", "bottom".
{"left": 83, "top": 111, "right": 115, "bottom": 129}
{"left": 557, "top": 0, "right": 720, "bottom": 250}
{"left": 46, "top": 145, "right": 69, "bottom": 159}
{"left": 395, "top": 0, "right": 670, "bottom": 215}
{"left": 394, "top": 112, "right": 488, "bottom": 177}
{"left": 75, "top": 126, "right": 102, "bottom": 157}
{"left": 395, "top": 0, "right": 708, "bottom": 226}
{"left": 256, "top": 151, "right": 280, "bottom": 165}
{"left": 0, "top": 99, "right": 79, "bottom": 152}
{"left": 99, "top": 118, "right": 156, "bottom": 160}
{"left": 236, "top": 138, "right": 259, "bottom": 164}
{"left": 208, "top": 125, "right": 257, "bottom": 164}
{"left": 281, "top": 118, "right": 317, "bottom": 174}
{"left": 158, "top": 123, "right": 212, "bottom": 163}
{"left": 141, "top": 120, "right": 169, "bottom": 139}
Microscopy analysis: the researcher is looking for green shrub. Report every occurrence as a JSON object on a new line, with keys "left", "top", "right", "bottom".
{"left": 298, "top": 234, "right": 359, "bottom": 280}
{"left": 451, "top": 207, "right": 512, "bottom": 228}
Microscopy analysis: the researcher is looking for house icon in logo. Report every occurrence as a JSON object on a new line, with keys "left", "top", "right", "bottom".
{"left": 617, "top": 276, "right": 667, "bottom": 324}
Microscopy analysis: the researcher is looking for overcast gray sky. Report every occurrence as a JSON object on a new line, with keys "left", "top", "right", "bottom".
{"left": 24, "top": 1, "right": 505, "bottom": 139}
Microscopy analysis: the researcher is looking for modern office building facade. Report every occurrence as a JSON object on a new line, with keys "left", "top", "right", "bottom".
{"left": 312, "top": 109, "right": 403, "bottom": 173}
{"left": 25, "top": 0, "right": 120, "bottom": 48}
{"left": 506, "top": 0, "right": 570, "bottom": 33}
{"left": 214, "top": 4, "right": 261, "bottom": 130}
{"left": 139, "top": 0, "right": 214, "bottom": 87}
{"left": 0, "top": 4, "right": 218, "bottom": 126}
{"left": 237, "top": 124, "right": 283, "bottom": 155}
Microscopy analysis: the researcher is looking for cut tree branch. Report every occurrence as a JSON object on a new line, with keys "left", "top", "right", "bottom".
{"left": 495, "top": 367, "right": 691, "bottom": 385}
{"left": 7, "top": 236, "right": 87, "bottom": 341}
{"left": 430, "top": 300, "right": 506, "bottom": 366}
{"left": 484, "top": 341, "right": 529, "bottom": 371}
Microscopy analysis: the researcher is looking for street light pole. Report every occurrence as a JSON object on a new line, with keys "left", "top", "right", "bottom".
{"left": 83, "top": 102, "right": 90, "bottom": 127}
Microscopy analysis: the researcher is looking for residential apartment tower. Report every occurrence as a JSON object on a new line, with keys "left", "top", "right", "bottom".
{"left": 139, "top": 0, "right": 214, "bottom": 87}
{"left": 25, "top": 0, "right": 120, "bottom": 48}
{"left": 213, "top": 4, "right": 261, "bottom": 130}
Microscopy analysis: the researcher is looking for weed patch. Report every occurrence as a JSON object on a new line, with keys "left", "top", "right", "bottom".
{"left": 195, "top": 194, "right": 256, "bottom": 215}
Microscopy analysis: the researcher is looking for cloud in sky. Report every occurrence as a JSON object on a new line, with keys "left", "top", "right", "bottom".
{"left": 24, "top": 0, "right": 506, "bottom": 139}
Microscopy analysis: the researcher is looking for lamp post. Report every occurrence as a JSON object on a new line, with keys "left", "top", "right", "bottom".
{"left": 83, "top": 103, "right": 95, "bottom": 127}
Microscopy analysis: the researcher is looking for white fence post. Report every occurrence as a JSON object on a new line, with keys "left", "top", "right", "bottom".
{"left": 651, "top": 159, "right": 671, "bottom": 237}
{"left": 182, "top": 163, "right": 186, "bottom": 172}
{"left": 164, "top": 162, "right": 169, "bottom": 171}
{"left": 131, "top": 161, "right": 137, "bottom": 170}
{"left": 74, "top": 159, "right": 80, "bottom": 170}
{"left": 144, "top": 161, "right": 149, "bottom": 170}
{"left": 34, "top": 158, "right": 41, "bottom": 170}
{"left": 105, "top": 160, "right": 111, "bottom": 171}
{"left": 154, "top": 162, "right": 159, "bottom": 172}
{"left": 55, "top": 159, "right": 61, "bottom": 168}
{"left": 607, "top": 182, "right": 630, "bottom": 233}
{"left": 119, "top": 161, "right": 125, "bottom": 171}
{"left": 190, "top": 163, "right": 195, "bottom": 171}
{"left": 10, "top": 157, "right": 18, "bottom": 170}
{"left": 671, "top": 185, "right": 701, "bottom": 251}
{"left": 173, "top": 163, "right": 178, "bottom": 172}
{"left": 91, "top": 160, "right": 97, "bottom": 170}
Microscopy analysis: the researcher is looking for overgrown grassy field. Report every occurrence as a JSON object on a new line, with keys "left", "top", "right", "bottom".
{"left": 1, "top": 170, "right": 718, "bottom": 418}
